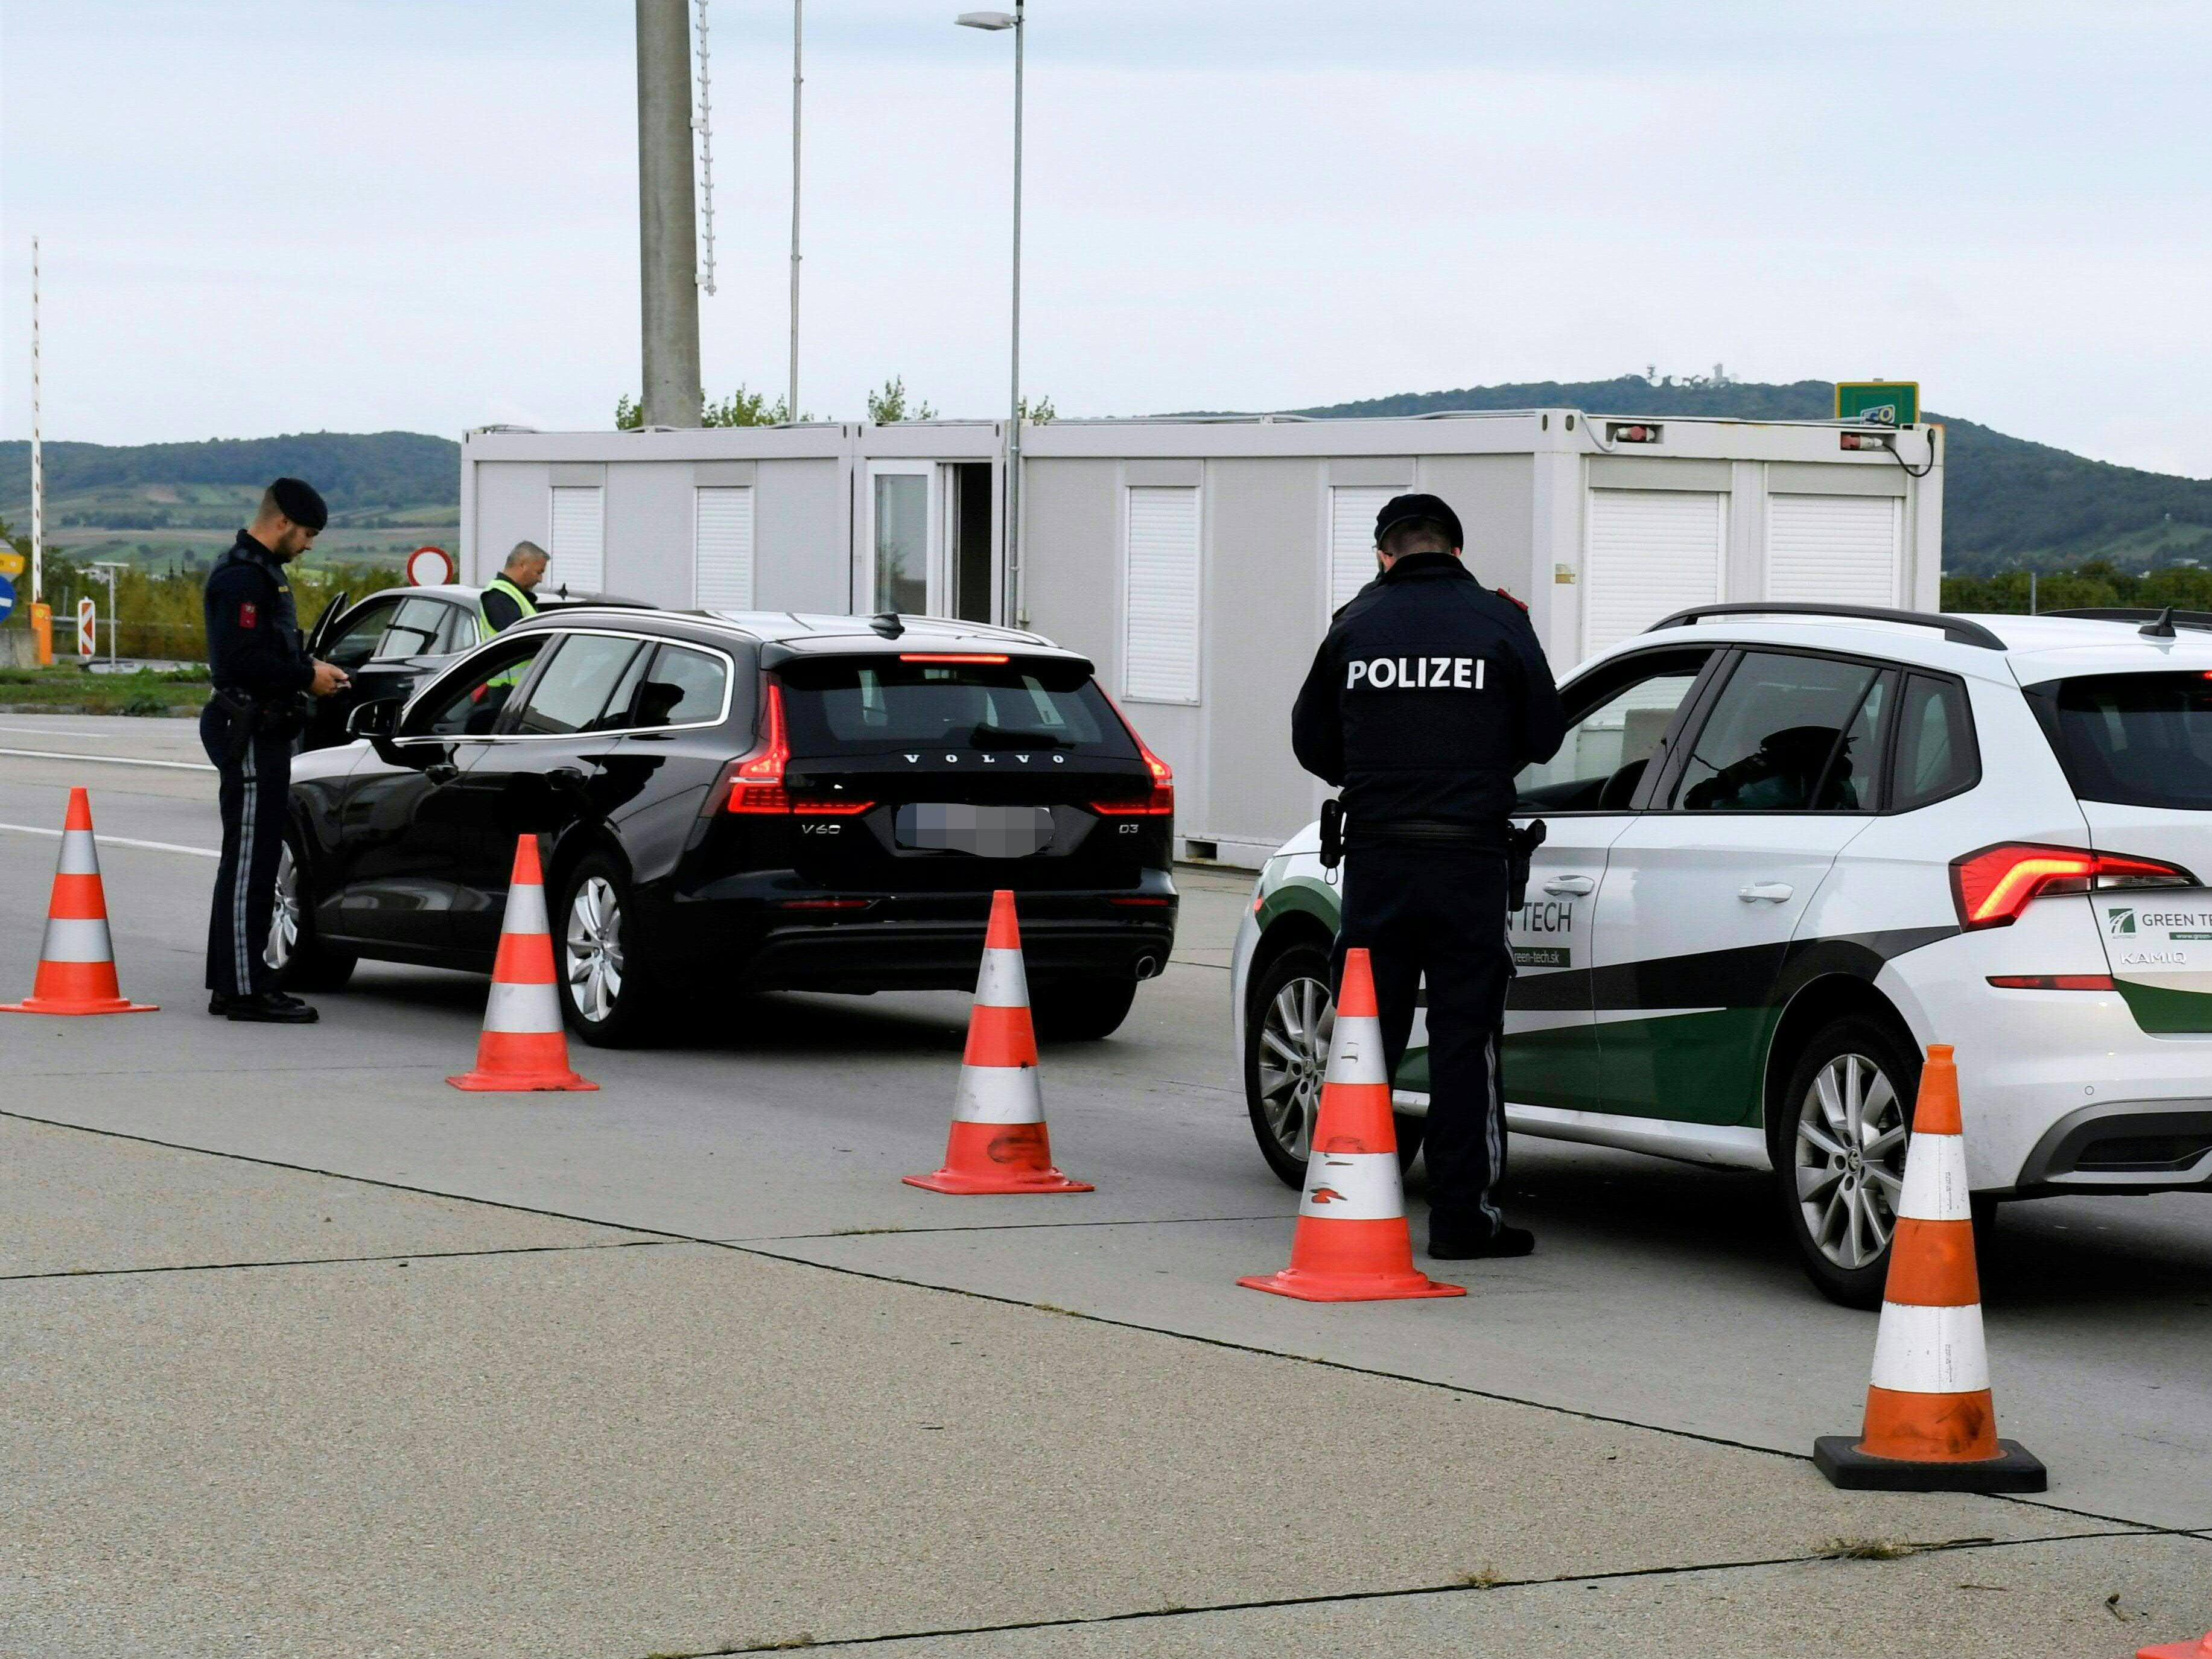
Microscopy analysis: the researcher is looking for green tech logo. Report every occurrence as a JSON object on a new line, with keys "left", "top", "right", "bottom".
{"left": 2109, "top": 909, "right": 2138, "bottom": 937}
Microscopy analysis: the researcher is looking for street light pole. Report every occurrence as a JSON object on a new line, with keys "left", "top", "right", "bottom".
{"left": 957, "top": 4, "right": 1026, "bottom": 626}
{"left": 30, "top": 237, "right": 43, "bottom": 610}
{"left": 789, "top": 0, "right": 804, "bottom": 421}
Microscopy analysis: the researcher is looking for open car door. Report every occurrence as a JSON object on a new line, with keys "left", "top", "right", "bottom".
{"left": 304, "top": 590, "right": 349, "bottom": 658}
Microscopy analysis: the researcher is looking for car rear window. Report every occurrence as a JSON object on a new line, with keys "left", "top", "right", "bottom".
{"left": 777, "top": 656, "right": 1136, "bottom": 758}
{"left": 2030, "top": 673, "right": 2212, "bottom": 810}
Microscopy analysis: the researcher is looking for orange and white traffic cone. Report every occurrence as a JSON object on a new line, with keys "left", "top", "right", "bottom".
{"left": 2140, "top": 1633, "right": 2212, "bottom": 1658}
{"left": 447, "top": 836, "right": 596, "bottom": 1093}
{"left": 2, "top": 787, "right": 156, "bottom": 1017}
{"left": 1814, "top": 1043, "right": 2043, "bottom": 1491}
{"left": 1239, "top": 948, "right": 1464, "bottom": 1303}
{"left": 903, "top": 889, "right": 1092, "bottom": 1194}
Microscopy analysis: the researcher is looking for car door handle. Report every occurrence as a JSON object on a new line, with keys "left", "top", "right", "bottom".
{"left": 1542, "top": 875, "right": 1596, "bottom": 896}
{"left": 548, "top": 767, "right": 588, "bottom": 790}
{"left": 1738, "top": 883, "right": 1794, "bottom": 903}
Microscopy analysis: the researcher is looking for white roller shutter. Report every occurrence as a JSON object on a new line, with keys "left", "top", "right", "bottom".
{"left": 1124, "top": 484, "right": 1201, "bottom": 703}
{"left": 1766, "top": 494, "right": 1902, "bottom": 608}
{"left": 1584, "top": 489, "right": 1725, "bottom": 658}
{"left": 693, "top": 486, "right": 755, "bottom": 611}
{"left": 548, "top": 485, "right": 605, "bottom": 596}
{"left": 1328, "top": 486, "right": 1394, "bottom": 615}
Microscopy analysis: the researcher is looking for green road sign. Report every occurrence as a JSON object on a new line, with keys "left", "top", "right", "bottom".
{"left": 1835, "top": 381, "right": 1919, "bottom": 427}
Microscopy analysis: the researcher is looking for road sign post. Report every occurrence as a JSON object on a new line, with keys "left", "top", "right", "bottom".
{"left": 77, "top": 597, "right": 96, "bottom": 661}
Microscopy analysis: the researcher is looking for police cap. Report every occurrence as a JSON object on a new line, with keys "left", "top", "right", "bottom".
{"left": 267, "top": 477, "right": 329, "bottom": 532}
{"left": 1373, "top": 492, "right": 1462, "bottom": 551}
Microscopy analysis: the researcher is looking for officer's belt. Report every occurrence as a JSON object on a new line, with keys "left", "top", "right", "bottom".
{"left": 1345, "top": 818, "right": 1504, "bottom": 848}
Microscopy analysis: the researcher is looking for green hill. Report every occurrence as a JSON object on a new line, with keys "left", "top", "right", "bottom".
{"left": 0, "top": 430, "right": 460, "bottom": 573}
{"left": 1291, "top": 376, "right": 2212, "bottom": 576}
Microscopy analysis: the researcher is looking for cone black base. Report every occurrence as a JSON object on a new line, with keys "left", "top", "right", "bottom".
{"left": 1813, "top": 1435, "right": 2047, "bottom": 1492}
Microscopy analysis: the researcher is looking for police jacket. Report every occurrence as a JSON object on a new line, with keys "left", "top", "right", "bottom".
{"left": 1291, "top": 551, "right": 1568, "bottom": 846}
{"left": 204, "top": 530, "right": 313, "bottom": 699}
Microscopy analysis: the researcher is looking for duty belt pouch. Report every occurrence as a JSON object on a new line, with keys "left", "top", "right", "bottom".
{"left": 1507, "top": 818, "right": 1548, "bottom": 912}
{"left": 210, "top": 687, "right": 258, "bottom": 764}
{"left": 1319, "top": 798, "right": 1344, "bottom": 870}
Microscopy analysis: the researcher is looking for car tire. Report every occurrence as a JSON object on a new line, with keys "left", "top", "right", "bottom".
{"left": 266, "top": 833, "right": 356, "bottom": 993}
{"left": 1244, "top": 939, "right": 1424, "bottom": 1190}
{"left": 554, "top": 852, "right": 661, "bottom": 1048}
{"left": 1031, "top": 975, "right": 1138, "bottom": 1042}
{"left": 1771, "top": 1012, "right": 1924, "bottom": 1310}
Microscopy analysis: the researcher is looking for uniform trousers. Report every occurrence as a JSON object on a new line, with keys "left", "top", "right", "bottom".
{"left": 200, "top": 705, "right": 294, "bottom": 997}
{"left": 1333, "top": 841, "right": 1514, "bottom": 1242}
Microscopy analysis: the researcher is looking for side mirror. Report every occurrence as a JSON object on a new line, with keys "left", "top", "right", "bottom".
{"left": 346, "top": 698, "right": 402, "bottom": 738}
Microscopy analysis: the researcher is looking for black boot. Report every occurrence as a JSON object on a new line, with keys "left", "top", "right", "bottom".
{"left": 226, "top": 991, "right": 319, "bottom": 1024}
{"left": 1429, "top": 1223, "right": 1535, "bottom": 1260}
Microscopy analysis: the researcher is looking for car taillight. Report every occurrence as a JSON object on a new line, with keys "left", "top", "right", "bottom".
{"left": 714, "top": 681, "right": 874, "bottom": 817}
{"left": 725, "top": 682, "right": 793, "bottom": 813}
{"left": 1089, "top": 722, "right": 1175, "bottom": 817}
{"left": 1949, "top": 842, "right": 2197, "bottom": 930}
{"left": 1986, "top": 974, "right": 2115, "bottom": 990}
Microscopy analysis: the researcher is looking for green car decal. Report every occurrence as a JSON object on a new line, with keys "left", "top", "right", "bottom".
{"left": 1255, "top": 866, "right": 1955, "bottom": 1128}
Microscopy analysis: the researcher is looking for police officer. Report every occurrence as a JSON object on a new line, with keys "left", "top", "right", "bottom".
{"left": 480, "top": 540, "right": 547, "bottom": 634}
{"left": 1291, "top": 493, "right": 1567, "bottom": 1258}
{"left": 202, "top": 478, "right": 350, "bottom": 1023}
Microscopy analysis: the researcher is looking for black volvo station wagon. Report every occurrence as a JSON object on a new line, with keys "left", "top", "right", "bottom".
{"left": 275, "top": 607, "right": 1178, "bottom": 1044}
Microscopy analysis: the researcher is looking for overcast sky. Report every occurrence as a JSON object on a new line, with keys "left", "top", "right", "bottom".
{"left": 3, "top": 1, "right": 2208, "bottom": 475}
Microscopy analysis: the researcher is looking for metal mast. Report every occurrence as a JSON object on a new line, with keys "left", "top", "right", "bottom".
{"left": 789, "top": 0, "right": 804, "bottom": 421}
{"left": 1009, "top": 0, "right": 1025, "bottom": 625}
{"left": 30, "top": 237, "right": 43, "bottom": 607}
{"left": 693, "top": 0, "right": 717, "bottom": 297}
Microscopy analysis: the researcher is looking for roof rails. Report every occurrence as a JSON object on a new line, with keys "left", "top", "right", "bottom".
{"left": 2042, "top": 606, "right": 2212, "bottom": 638}
{"left": 1649, "top": 601, "right": 2006, "bottom": 651}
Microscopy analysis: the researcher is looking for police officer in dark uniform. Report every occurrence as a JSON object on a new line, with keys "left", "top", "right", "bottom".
{"left": 202, "top": 478, "right": 350, "bottom": 1023}
{"left": 1292, "top": 493, "right": 1567, "bottom": 1258}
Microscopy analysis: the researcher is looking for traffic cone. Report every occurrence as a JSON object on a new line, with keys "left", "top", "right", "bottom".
{"left": 903, "top": 889, "right": 1092, "bottom": 1194}
{"left": 1239, "top": 948, "right": 1464, "bottom": 1302}
{"left": 2, "top": 788, "right": 156, "bottom": 1016}
{"left": 447, "top": 836, "right": 597, "bottom": 1093}
{"left": 2140, "top": 1634, "right": 2212, "bottom": 1658}
{"left": 1814, "top": 1044, "right": 2043, "bottom": 1491}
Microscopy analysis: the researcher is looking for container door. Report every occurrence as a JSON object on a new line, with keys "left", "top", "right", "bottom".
{"left": 867, "top": 463, "right": 939, "bottom": 615}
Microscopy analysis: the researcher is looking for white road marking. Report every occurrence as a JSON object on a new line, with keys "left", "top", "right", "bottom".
{"left": 0, "top": 724, "right": 139, "bottom": 739}
{"left": 0, "top": 822, "right": 218, "bottom": 858}
{"left": 0, "top": 747, "right": 217, "bottom": 772}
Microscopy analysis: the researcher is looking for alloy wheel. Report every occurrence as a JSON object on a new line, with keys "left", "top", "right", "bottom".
{"left": 565, "top": 875, "right": 626, "bottom": 1024}
{"left": 1792, "top": 1051, "right": 1908, "bottom": 1271}
{"left": 265, "top": 845, "right": 300, "bottom": 971}
{"left": 1256, "top": 974, "right": 1333, "bottom": 1164}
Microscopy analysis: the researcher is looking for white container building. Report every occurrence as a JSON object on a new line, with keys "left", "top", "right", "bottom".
{"left": 461, "top": 410, "right": 1944, "bottom": 868}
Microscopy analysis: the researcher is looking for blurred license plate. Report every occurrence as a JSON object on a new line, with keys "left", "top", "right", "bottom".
{"left": 896, "top": 804, "right": 1053, "bottom": 857}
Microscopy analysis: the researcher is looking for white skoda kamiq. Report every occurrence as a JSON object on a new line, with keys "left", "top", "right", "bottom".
{"left": 1232, "top": 603, "right": 2212, "bottom": 1306}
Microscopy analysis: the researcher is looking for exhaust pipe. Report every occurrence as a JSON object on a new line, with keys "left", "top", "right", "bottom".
{"left": 1134, "top": 954, "right": 1160, "bottom": 981}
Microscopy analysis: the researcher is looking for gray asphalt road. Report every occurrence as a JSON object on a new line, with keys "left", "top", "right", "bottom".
{"left": 3, "top": 719, "right": 2208, "bottom": 1655}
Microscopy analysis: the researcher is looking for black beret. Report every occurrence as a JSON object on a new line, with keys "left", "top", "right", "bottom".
{"left": 269, "top": 476, "right": 328, "bottom": 532}
{"left": 1374, "top": 492, "right": 1463, "bottom": 551}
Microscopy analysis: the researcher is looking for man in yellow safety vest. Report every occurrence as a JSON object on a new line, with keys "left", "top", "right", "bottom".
{"left": 480, "top": 541, "right": 548, "bottom": 637}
